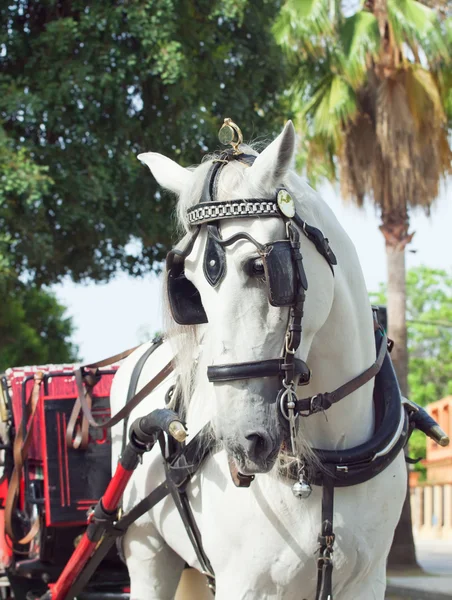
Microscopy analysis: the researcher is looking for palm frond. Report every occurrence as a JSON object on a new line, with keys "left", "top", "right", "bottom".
{"left": 276, "top": 0, "right": 452, "bottom": 220}
{"left": 405, "top": 65, "right": 447, "bottom": 131}
{"left": 311, "top": 75, "right": 358, "bottom": 140}
{"left": 340, "top": 10, "right": 380, "bottom": 87}
{"left": 388, "top": 0, "right": 450, "bottom": 62}
{"left": 296, "top": 131, "right": 338, "bottom": 185}
{"left": 274, "top": 0, "right": 333, "bottom": 53}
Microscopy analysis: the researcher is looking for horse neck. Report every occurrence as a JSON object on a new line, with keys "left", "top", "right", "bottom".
{"left": 297, "top": 195, "right": 376, "bottom": 451}
{"left": 300, "top": 290, "right": 375, "bottom": 450}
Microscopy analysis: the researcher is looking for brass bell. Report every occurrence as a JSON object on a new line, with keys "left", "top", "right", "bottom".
{"left": 292, "top": 478, "right": 312, "bottom": 499}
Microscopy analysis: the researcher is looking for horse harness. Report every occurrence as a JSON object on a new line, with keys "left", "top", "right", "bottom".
{"left": 67, "top": 130, "right": 448, "bottom": 600}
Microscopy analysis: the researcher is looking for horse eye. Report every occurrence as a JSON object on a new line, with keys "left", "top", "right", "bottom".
{"left": 246, "top": 257, "right": 265, "bottom": 279}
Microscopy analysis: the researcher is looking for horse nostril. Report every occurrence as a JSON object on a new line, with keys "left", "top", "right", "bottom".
{"left": 244, "top": 430, "right": 273, "bottom": 462}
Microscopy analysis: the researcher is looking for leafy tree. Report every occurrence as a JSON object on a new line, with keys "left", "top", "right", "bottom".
{"left": 371, "top": 266, "right": 452, "bottom": 407}
{"left": 0, "top": 135, "right": 53, "bottom": 284}
{"left": 275, "top": 0, "right": 451, "bottom": 568}
{"left": 0, "top": 0, "right": 288, "bottom": 285}
{"left": 0, "top": 285, "right": 78, "bottom": 371}
{"left": 371, "top": 266, "right": 452, "bottom": 478}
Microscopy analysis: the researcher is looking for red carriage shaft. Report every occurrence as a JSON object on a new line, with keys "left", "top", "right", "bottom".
{"left": 43, "top": 409, "right": 186, "bottom": 600}
{"left": 48, "top": 463, "right": 135, "bottom": 600}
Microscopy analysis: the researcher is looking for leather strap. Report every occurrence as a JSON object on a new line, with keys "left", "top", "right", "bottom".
{"left": 75, "top": 360, "right": 173, "bottom": 431}
{"left": 293, "top": 213, "right": 337, "bottom": 272}
{"left": 84, "top": 346, "right": 141, "bottom": 368}
{"left": 66, "top": 344, "right": 173, "bottom": 449}
{"left": 66, "top": 369, "right": 99, "bottom": 450}
{"left": 121, "top": 340, "right": 164, "bottom": 455}
{"left": 64, "top": 424, "right": 216, "bottom": 599}
{"left": 316, "top": 474, "right": 335, "bottom": 600}
{"left": 5, "top": 372, "right": 44, "bottom": 545}
{"left": 66, "top": 346, "right": 140, "bottom": 449}
{"left": 207, "top": 357, "right": 310, "bottom": 383}
{"left": 282, "top": 223, "right": 306, "bottom": 385}
{"left": 165, "top": 457, "right": 216, "bottom": 589}
{"left": 295, "top": 332, "right": 388, "bottom": 415}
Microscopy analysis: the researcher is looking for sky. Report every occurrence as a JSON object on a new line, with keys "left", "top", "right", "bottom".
{"left": 53, "top": 182, "right": 451, "bottom": 363}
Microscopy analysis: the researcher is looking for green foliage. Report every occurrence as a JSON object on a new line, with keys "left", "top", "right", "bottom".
{"left": 388, "top": 0, "right": 449, "bottom": 58}
{"left": 0, "top": 284, "right": 78, "bottom": 371}
{"left": 370, "top": 266, "right": 452, "bottom": 407}
{"left": 339, "top": 10, "right": 379, "bottom": 87}
{"left": 0, "top": 0, "right": 288, "bottom": 285}
{"left": 370, "top": 266, "right": 452, "bottom": 466}
{"left": 274, "top": 0, "right": 451, "bottom": 184}
{"left": 0, "top": 139, "right": 54, "bottom": 284}
{"left": 409, "top": 429, "right": 427, "bottom": 480}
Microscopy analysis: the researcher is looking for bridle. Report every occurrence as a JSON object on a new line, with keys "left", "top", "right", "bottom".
{"left": 166, "top": 134, "right": 346, "bottom": 483}
{"left": 166, "top": 121, "right": 390, "bottom": 485}
{"left": 41, "top": 121, "right": 444, "bottom": 600}
{"left": 166, "top": 149, "right": 337, "bottom": 412}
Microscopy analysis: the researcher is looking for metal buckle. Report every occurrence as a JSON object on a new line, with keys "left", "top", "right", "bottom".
{"left": 336, "top": 465, "right": 348, "bottom": 473}
{"left": 285, "top": 332, "right": 296, "bottom": 355}
{"left": 279, "top": 386, "right": 298, "bottom": 421}
{"left": 310, "top": 394, "right": 319, "bottom": 412}
{"left": 285, "top": 220, "right": 294, "bottom": 238}
{"left": 279, "top": 384, "right": 299, "bottom": 456}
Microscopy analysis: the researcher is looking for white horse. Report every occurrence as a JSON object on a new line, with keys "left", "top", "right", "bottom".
{"left": 110, "top": 121, "right": 406, "bottom": 600}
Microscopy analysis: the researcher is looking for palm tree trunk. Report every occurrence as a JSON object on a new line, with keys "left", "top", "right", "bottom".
{"left": 386, "top": 245, "right": 408, "bottom": 397}
{"left": 384, "top": 242, "right": 419, "bottom": 570}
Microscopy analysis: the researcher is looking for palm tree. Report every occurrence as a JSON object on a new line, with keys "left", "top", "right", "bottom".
{"left": 274, "top": 0, "right": 451, "bottom": 569}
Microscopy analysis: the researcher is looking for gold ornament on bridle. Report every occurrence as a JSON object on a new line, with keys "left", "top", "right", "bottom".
{"left": 218, "top": 118, "right": 243, "bottom": 155}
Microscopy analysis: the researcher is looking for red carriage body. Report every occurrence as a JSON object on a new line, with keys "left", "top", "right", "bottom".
{"left": 0, "top": 363, "right": 130, "bottom": 599}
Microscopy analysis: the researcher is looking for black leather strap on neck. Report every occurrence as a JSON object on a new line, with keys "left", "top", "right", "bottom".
{"left": 293, "top": 213, "right": 337, "bottom": 273}
{"left": 295, "top": 332, "right": 388, "bottom": 416}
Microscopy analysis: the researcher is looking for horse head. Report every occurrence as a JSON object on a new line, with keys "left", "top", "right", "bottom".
{"left": 139, "top": 121, "right": 335, "bottom": 475}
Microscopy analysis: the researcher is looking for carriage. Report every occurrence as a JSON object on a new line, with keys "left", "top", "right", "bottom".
{"left": 0, "top": 118, "right": 449, "bottom": 600}
{"left": 0, "top": 362, "right": 130, "bottom": 599}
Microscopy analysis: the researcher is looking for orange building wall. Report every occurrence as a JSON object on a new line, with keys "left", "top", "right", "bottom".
{"left": 423, "top": 396, "right": 452, "bottom": 484}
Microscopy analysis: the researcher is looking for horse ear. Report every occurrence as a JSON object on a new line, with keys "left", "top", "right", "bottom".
{"left": 137, "top": 152, "right": 192, "bottom": 196}
{"left": 248, "top": 121, "right": 296, "bottom": 189}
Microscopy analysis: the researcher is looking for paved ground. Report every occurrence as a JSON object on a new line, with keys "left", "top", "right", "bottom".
{"left": 386, "top": 539, "right": 452, "bottom": 599}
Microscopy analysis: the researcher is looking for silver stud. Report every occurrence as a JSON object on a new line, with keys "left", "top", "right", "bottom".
{"left": 209, "top": 260, "right": 216, "bottom": 267}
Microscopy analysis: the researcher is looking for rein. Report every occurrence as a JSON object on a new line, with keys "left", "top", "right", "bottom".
{"left": 294, "top": 323, "right": 388, "bottom": 416}
{"left": 66, "top": 341, "right": 174, "bottom": 450}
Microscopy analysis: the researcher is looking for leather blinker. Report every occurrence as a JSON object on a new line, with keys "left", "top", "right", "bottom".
{"left": 167, "top": 256, "right": 208, "bottom": 325}
{"left": 262, "top": 241, "right": 296, "bottom": 307}
{"left": 166, "top": 230, "right": 208, "bottom": 325}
